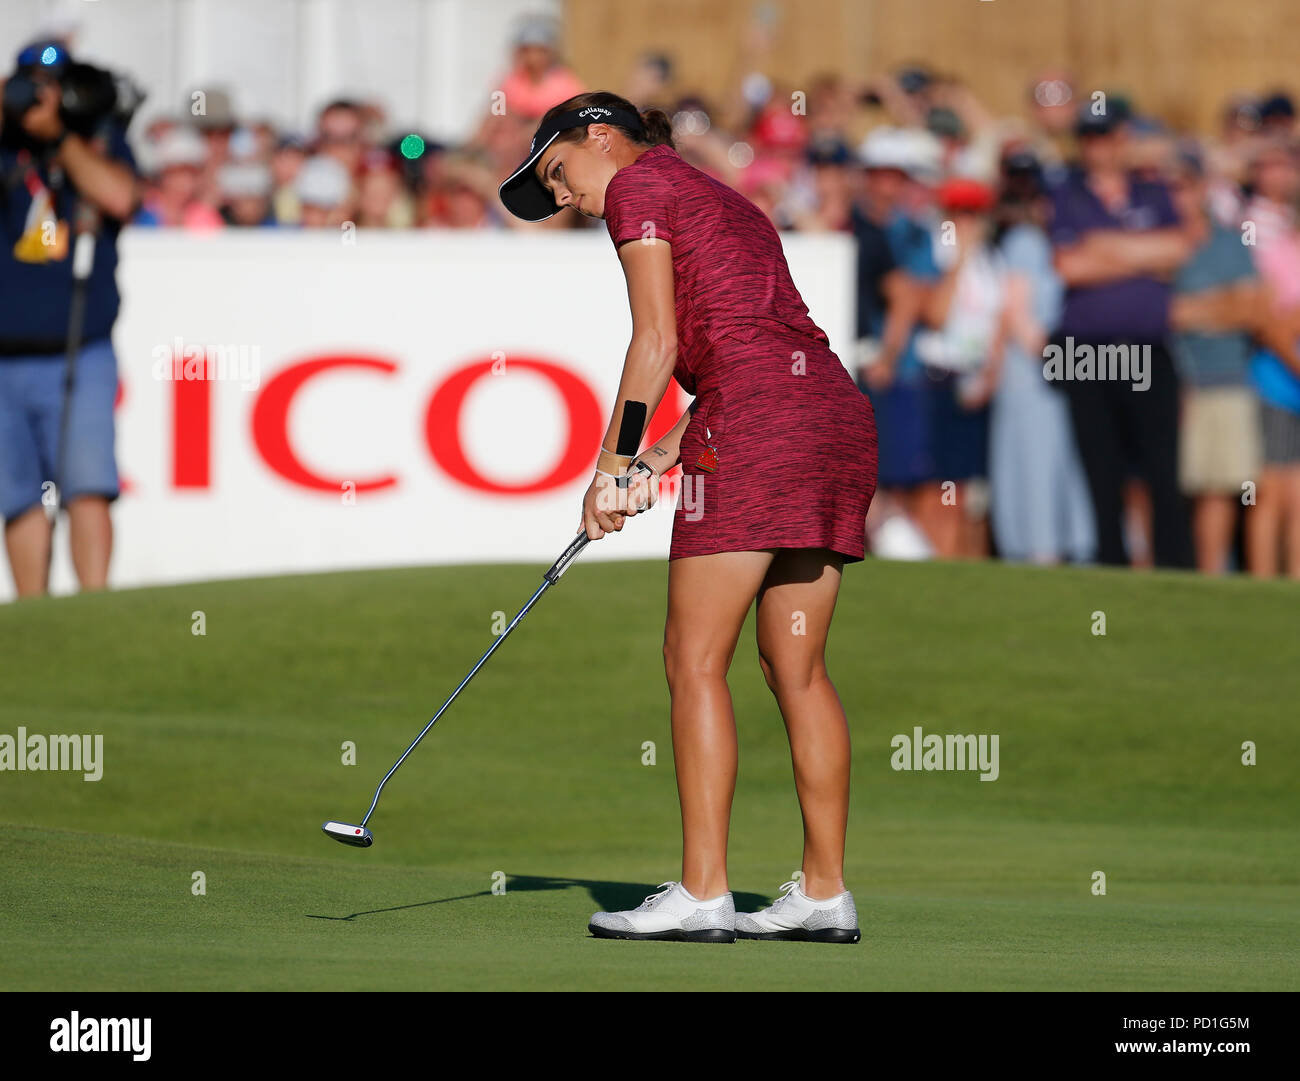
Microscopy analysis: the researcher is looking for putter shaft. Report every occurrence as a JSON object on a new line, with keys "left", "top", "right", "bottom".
{"left": 356, "top": 530, "right": 590, "bottom": 828}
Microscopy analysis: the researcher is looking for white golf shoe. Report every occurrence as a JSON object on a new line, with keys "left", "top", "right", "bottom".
{"left": 588, "top": 881, "right": 736, "bottom": 942}
{"left": 735, "top": 878, "right": 861, "bottom": 943}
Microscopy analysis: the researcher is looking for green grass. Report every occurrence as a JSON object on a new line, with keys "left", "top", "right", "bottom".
{"left": 0, "top": 558, "right": 1296, "bottom": 990}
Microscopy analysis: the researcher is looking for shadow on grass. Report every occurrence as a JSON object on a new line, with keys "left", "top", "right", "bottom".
{"left": 305, "top": 874, "right": 769, "bottom": 921}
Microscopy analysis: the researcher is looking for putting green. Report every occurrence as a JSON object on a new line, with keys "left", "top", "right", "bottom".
{"left": 1, "top": 559, "right": 1296, "bottom": 990}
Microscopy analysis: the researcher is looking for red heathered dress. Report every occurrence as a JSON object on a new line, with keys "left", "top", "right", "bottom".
{"left": 602, "top": 143, "right": 878, "bottom": 563}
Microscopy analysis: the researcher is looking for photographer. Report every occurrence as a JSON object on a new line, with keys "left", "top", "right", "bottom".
{"left": 0, "top": 41, "right": 140, "bottom": 597}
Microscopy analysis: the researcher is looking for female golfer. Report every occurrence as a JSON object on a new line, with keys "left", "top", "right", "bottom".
{"left": 499, "top": 93, "right": 877, "bottom": 943}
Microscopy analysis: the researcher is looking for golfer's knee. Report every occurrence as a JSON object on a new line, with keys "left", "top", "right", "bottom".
{"left": 757, "top": 648, "right": 825, "bottom": 696}
{"left": 663, "top": 636, "right": 728, "bottom": 691}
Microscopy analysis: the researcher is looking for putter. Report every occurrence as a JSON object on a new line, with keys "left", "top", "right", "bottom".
{"left": 322, "top": 402, "right": 649, "bottom": 848}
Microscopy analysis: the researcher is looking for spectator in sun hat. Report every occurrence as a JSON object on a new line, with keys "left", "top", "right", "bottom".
{"left": 188, "top": 85, "right": 236, "bottom": 136}
{"left": 186, "top": 85, "right": 237, "bottom": 206}
{"left": 133, "top": 127, "right": 223, "bottom": 228}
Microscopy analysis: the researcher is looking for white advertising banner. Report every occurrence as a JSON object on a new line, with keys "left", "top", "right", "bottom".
{"left": 10, "top": 228, "right": 856, "bottom": 601}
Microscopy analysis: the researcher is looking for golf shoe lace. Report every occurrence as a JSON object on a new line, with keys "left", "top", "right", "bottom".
{"left": 638, "top": 881, "right": 678, "bottom": 910}
{"left": 770, "top": 878, "right": 802, "bottom": 910}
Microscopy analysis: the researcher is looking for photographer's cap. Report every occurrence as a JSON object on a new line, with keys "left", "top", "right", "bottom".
{"left": 498, "top": 105, "right": 644, "bottom": 222}
{"left": 16, "top": 40, "right": 70, "bottom": 74}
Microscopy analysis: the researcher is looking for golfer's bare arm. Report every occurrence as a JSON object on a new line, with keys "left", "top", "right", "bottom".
{"left": 638, "top": 402, "right": 694, "bottom": 474}
{"left": 605, "top": 235, "right": 680, "bottom": 466}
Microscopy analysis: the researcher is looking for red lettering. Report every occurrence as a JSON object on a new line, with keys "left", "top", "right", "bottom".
{"left": 252, "top": 356, "right": 398, "bottom": 493}
{"left": 160, "top": 350, "right": 686, "bottom": 496}
{"left": 172, "top": 353, "right": 210, "bottom": 489}
{"left": 424, "top": 357, "right": 604, "bottom": 494}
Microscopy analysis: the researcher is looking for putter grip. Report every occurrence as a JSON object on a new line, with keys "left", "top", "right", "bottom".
{"left": 545, "top": 530, "right": 589, "bottom": 583}
{"left": 548, "top": 401, "right": 645, "bottom": 583}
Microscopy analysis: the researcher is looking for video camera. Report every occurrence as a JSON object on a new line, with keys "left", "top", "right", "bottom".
{"left": 2, "top": 40, "right": 144, "bottom": 146}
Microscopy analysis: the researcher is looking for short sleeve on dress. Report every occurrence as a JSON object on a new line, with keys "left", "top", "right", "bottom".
{"left": 604, "top": 166, "right": 676, "bottom": 249}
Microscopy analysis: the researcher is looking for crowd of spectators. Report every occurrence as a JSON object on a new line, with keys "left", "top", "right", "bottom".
{"left": 123, "top": 13, "right": 1300, "bottom": 577}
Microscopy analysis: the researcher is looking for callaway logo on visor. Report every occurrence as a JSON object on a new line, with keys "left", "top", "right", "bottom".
{"left": 500, "top": 104, "right": 647, "bottom": 223}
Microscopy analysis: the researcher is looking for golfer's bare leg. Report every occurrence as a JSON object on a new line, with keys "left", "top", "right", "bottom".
{"left": 664, "top": 549, "right": 774, "bottom": 900}
{"left": 67, "top": 495, "right": 112, "bottom": 591}
{"left": 755, "top": 547, "right": 850, "bottom": 900}
{"left": 4, "top": 505, "right": 51, "bottom": 597}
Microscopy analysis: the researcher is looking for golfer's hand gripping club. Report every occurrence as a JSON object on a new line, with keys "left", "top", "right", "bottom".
{"left": 580, "top": 400, "right": 653, "bottom": 540}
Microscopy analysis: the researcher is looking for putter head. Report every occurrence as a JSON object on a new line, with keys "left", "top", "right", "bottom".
{"left": 322, "top": 820, "right": 373, "bottom": 847}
